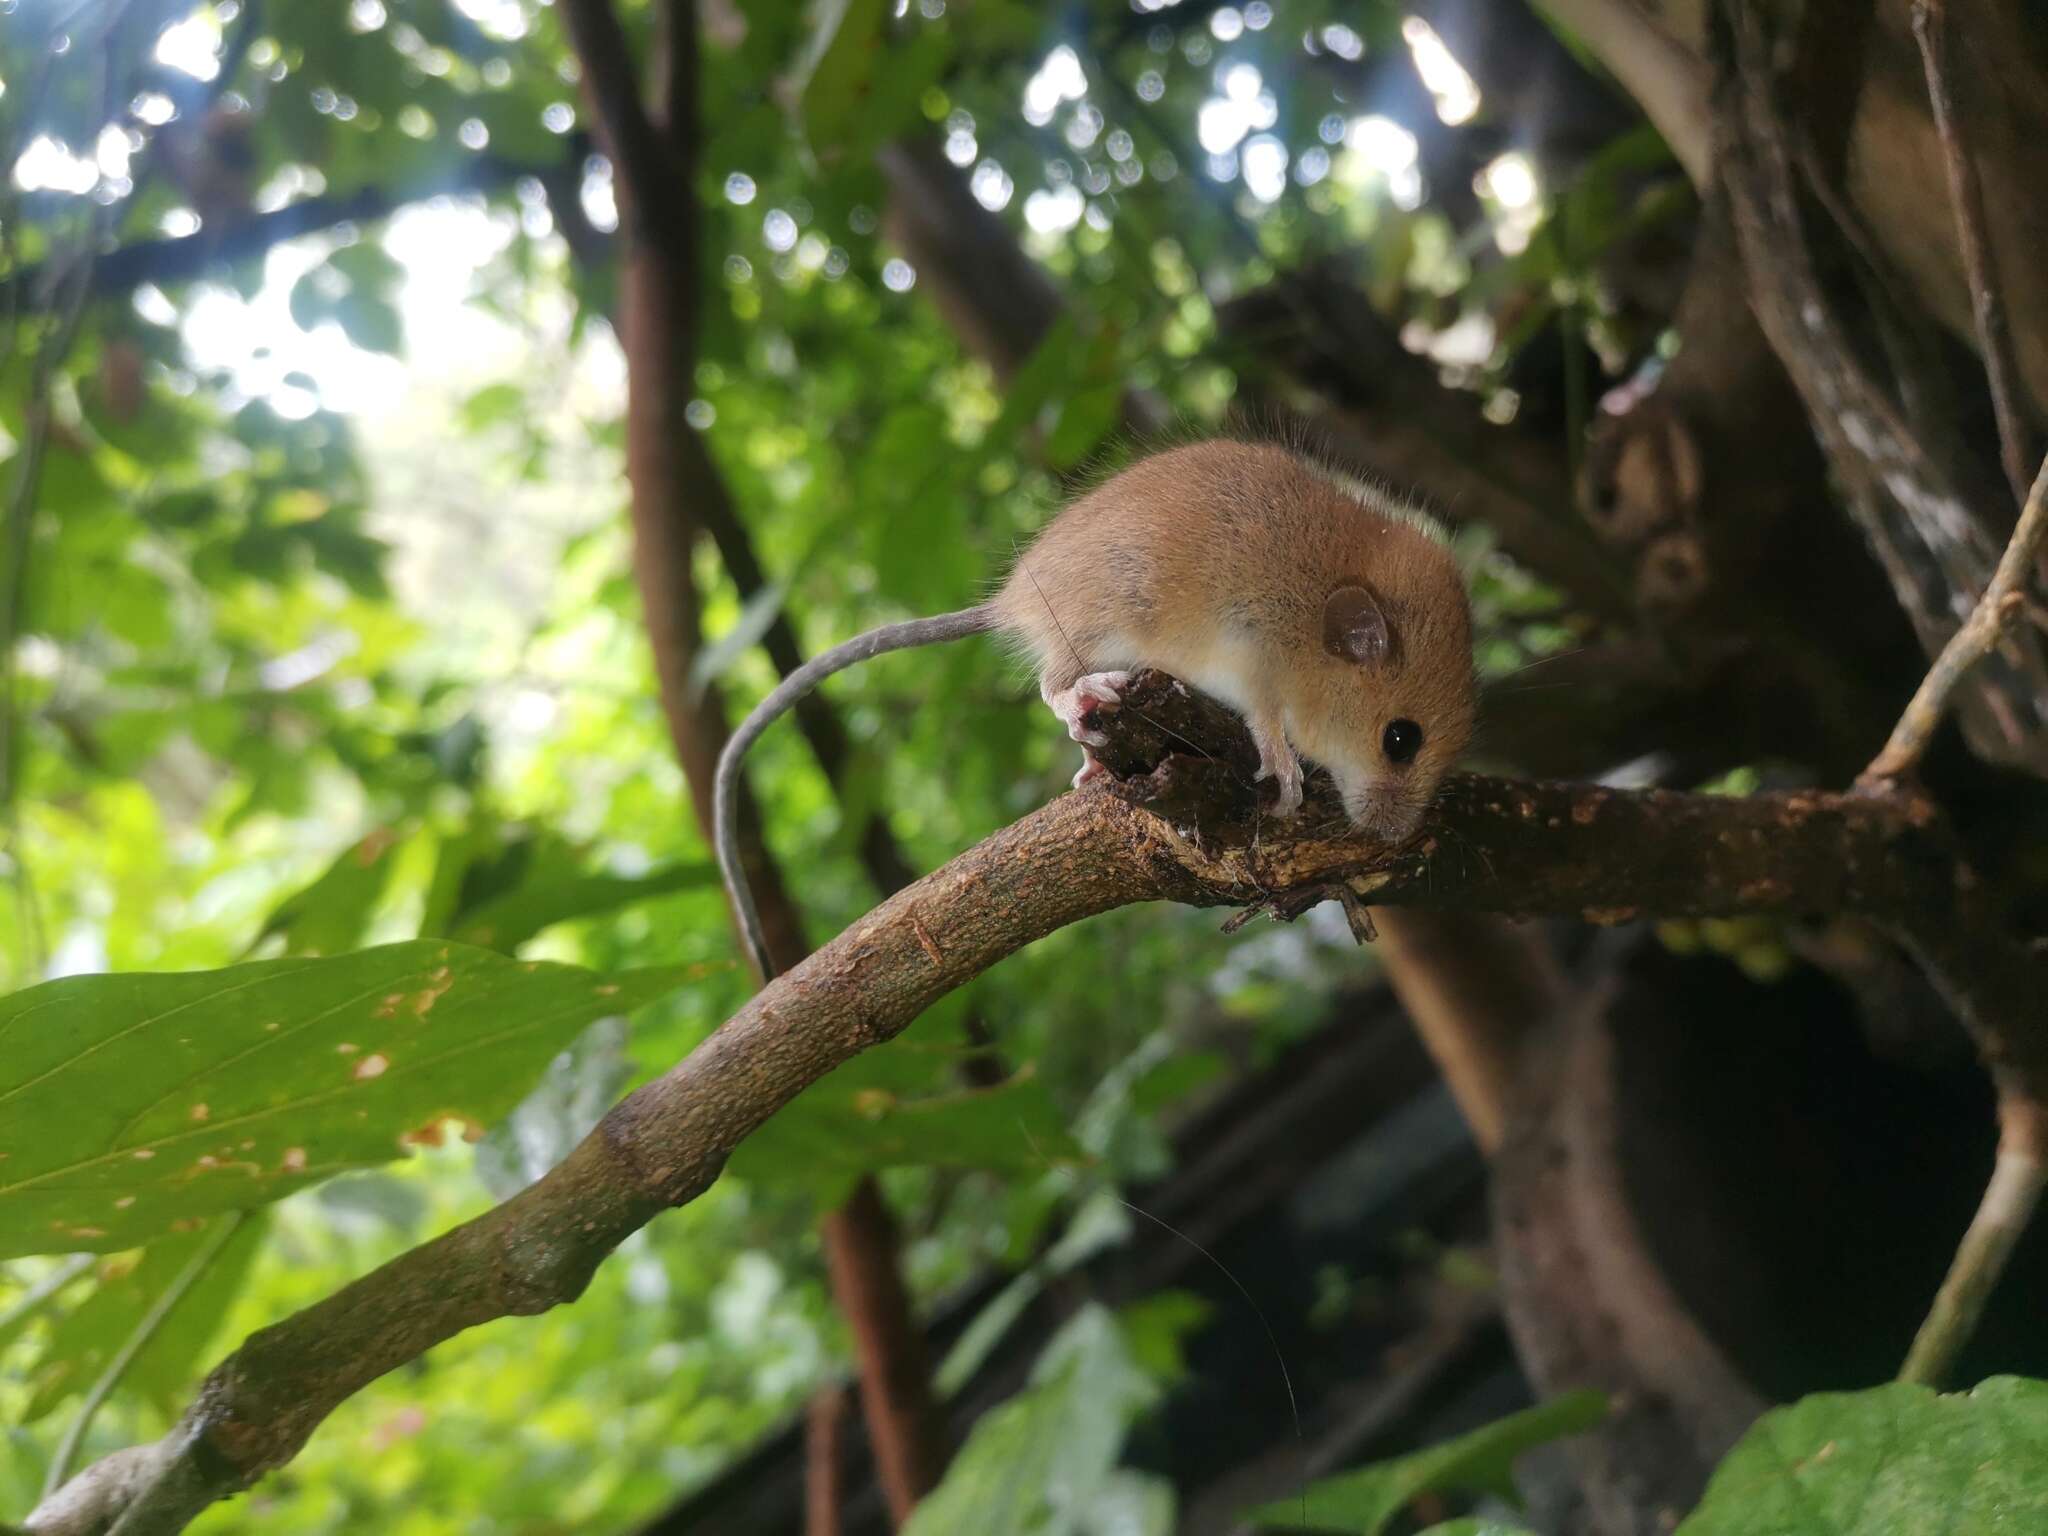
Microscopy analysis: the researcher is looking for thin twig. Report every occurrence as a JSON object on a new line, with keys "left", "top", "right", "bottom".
{"left": 42, "top": 1215, "right": 245, "bottom": 1498}
{"left": 1860, "top": 452, "right": 2048, "bottom": 784}
{"left": 1910, "top": 0, "right": 2037, "bottom": 510}
{"left": 1898, "top": 1137, "right": 2046, "bottom": 1386}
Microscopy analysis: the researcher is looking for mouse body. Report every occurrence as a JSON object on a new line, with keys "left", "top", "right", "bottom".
{"left": 990, "top": 439, "right": 1474, "bottom": 832}
{"left": 714, "top": 438, "right": 1475, "bottom": 978}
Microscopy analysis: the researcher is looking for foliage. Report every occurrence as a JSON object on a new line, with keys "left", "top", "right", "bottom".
{"left": 1676, "top": 1378, "right": 2048, "bottom": 1535}
{"left": 1247, "top": 1391, "right": 1607, "bottom": 1534}
{"left": 0, "top": 0, "right": 1910, "bottom": 1528}
{"left": 902, "top": 1304, "right": 1181, "bottom": 1536}
{"left": 0, "top": 941, "right": 687, "bottom": 1256}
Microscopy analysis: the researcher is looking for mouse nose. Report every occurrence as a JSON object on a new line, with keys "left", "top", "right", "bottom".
{"left": 1342, "top": 784, "right": 1424, "bottom": 843}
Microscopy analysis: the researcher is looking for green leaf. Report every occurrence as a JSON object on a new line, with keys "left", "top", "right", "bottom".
{"left": 333, "top": 292, "right": 404, "bottom": 356}
{"left": 1075, "top": 1471, "right": 1176, "bottom": 1536}
{"left": 727, "top": 1052, "right": 1085, "bottom": 1207}
{"left": 1676, "top": 1378, "right": 2048, "bottom": 1535}
{"left": 21, "top": 1212, "right": 266, "bottom": 1421}
{"left": 1116, "top": 1290, "right": 1212, "bottom": 1387}
{"left": 690, "top": 581, "right": 789, "bottom": 695}
{"left": 903, "top": 1305, "right": 1166, "bottom": 1536}
{"left": 297, "top": 511, "right": 392, "bottom": 598}
{"left": 326, "top": 240, "right": 404, "bottom": 295}
{"left": 249, "top": 828, "right": 406, "bottom": 957}
{"left": 0, "top": 942, "right": 691, "bottom": 1257}
{"left": 423, "top": 821, "right": 718, "bottom": 954}
{"left": 1044, "top": 381, "right": 1123, "bottom": 471}
{"left": 450, "top": 862, "right": 718, "bottom": 953}
{"left": 934, "top": 1190, "right": 1132, "bottom": 1396}
{"left": 289, "top": 244, "right": 405, "bottom": 356}
{"left": 795, "top": 0, "right": 951, "bottom": 165}
{"left": 1248, "top": 1391, "right": 1608, "bottom": 1533}
{"left": 459, "top": 381, "right": 525, "bottom": 433}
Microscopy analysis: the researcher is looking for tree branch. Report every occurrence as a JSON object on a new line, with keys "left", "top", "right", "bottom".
{"left": 556, "top": 0, "right": 691, "bottom": 262}
{"left": 1908, "top": 0, "right": 2037, "bottom": 511}
{"left": 1897, "top": 1131, "right": 2046, "bottom": 1387}
{"left": 1529, "top": 0, "right": 1713, "bottom": 188}
{"left": 804, "top": 1386, "right": 849, "bottom": 1536}
{"left": 1863, "top": 452, "right": 2048, "bottom": 785}
{"left": 1868, "top": 449, "right": 2048, "bottom": 1385}
{"left": 0, "top": 146, "right": 594, "bottom": 315}
{"left": 31, "top": 670, "right": 2034, "bottom": 1534}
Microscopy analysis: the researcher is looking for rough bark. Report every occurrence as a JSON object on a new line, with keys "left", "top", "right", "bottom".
{"left": 1375, "top": 911, "right": 1557, "bottom": 1156}
{"left": 1580, "top": 191, "right": 1920, "bottom": 778}
{"left": 1715, "top": 0, "right": 2048, "bottom": 774}
{"left": 1541, "top": 0, "right": 2048, "bottom": 432}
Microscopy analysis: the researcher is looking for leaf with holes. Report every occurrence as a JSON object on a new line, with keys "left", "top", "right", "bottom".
{"left": 0, "top": 942, "right": 690, "bottom": 1258}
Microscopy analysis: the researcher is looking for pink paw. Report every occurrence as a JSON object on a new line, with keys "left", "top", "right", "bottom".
{"left": 1047, "top": 670, "right": 1131, "bottom": 747}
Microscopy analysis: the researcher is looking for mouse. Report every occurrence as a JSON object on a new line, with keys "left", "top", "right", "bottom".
{"left": 714, "top": 438, "right": 1476, "bottom": 979}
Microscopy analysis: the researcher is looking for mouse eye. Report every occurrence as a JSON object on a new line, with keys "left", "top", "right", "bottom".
{"left": 1382, "top": 718, "right": 1423, "bottom": 764}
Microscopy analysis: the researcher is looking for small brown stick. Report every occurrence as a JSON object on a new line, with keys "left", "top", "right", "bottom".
{"left": 1910, "top": 0, "right": 2037, "bottom": 510}
{"left": 1859, "top": 452, "right": 2048, "bottom": 784}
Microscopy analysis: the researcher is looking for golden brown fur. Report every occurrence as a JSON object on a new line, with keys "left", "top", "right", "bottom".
{"left": 989, "top": 439, "right": 1474, "bottom": 838}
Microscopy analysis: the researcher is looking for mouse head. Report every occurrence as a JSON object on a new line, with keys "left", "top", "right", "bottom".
{"left": 1286, "top": 536, "right": 1474, "bottom": 842}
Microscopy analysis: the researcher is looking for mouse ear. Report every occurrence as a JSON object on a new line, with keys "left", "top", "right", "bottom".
{"left": 1323, "top": 584, "right": 1393, "bottom": 667}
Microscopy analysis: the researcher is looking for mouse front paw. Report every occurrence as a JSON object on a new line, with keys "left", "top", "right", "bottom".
{"left": 1046, "top": 671, "right": 1132, "bottom": 747}
{"left": 1250, "top": 719, "right": 1304, "bottom": 817}
{"left": 1264, "top": 768, "right": 1304, "bottom": 818}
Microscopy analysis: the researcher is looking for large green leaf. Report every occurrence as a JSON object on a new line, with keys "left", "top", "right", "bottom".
{"left": 904, "top": 1305, "right": 1173, "bottom": 1536}
{"left": 1676, "top": 1377, "right": 2048, "bottom": 1535}
{"left": 21, "top": 1212, "right": 267, "bottom": 1422}
{"left": 1248, "top": 1391, "right": 1608, "bottom": 1533}
{"left": 0, "top": 942, "right": 689, "bottom": 1257}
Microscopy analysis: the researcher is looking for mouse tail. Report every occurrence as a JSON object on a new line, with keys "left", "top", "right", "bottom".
{"left": 715, "top": 604, "right": 1000, "bottom": 983}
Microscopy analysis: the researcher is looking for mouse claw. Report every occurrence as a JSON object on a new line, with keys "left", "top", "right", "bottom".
{"left": 1072, "top": 746, "right": 1110, "bottom": 788}
{"left": 1265, "top": 773, "right": 1304, "bottom": 819}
